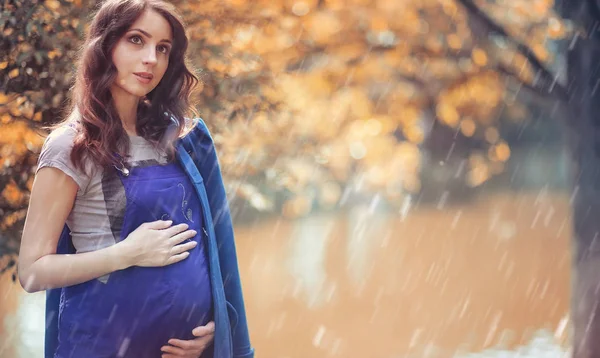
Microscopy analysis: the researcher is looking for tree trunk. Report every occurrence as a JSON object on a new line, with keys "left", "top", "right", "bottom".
{"left": 562, "top": 0, "right": 600, "bottom": 356}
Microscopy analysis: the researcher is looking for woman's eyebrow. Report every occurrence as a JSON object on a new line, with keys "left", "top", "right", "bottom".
{"left": 127, "top": 28, "right": 172, "bottom": 44}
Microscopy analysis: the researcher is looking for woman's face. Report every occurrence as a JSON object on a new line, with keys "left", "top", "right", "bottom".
{"left": 110, "top": 9, "right": 173, "bottom": 99}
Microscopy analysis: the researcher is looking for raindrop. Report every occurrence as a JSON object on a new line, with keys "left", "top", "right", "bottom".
{"left": 313, "top": 325, "right": 326, "bottom": 347}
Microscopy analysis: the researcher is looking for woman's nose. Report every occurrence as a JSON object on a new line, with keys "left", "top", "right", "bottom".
{"left": 143, "top": 48, "right": 158, "bottom": 65}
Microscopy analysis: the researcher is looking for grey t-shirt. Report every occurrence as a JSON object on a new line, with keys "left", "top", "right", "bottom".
{"left": 36, "top": 125, "right": 170, "bottom": 260}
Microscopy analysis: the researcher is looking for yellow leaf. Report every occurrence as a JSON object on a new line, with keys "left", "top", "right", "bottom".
{"left": 532, "top": 44, "right": 549, "bottom": 62}
{"left": 304, "top": 11, "right": 342, "bottom": 46}
{"left": 534, "top": 0, "right": 553, "bottom": 13}
{"left": 467, "top": 165, "right": 489, "bottom": 187}
{"left": 472, "top": 48, "right": 488, "bottom": 67}
{"left": 2, "top": 180, "right": 24, "bottom": 206}
{"left": 408, "top": 127, "right": 425, "bottom": 143}
{"left": 370, "top": 15, "right": 389, "bottom": 32}
{"left": 8, "top": 68, "right": 19, "bottom": 79}
{"left": 494, "top": 142, "right": 511, "bottom": 162}
{"left": 0, "top": 93, "right": 12, "bottom": 104}
{"left": 46, "top": 0, "right": 60, "bottom": 10}
{"left": 441, "top": 0, "right": 459, "bottom": 16}
{"left": 447, "top": 34, "right": 462, "bottom": 50}
{"left": 48, "top": 50, "right": 60, "bottom": 60}
{"left": 460, "top": 119, "right": 476, "bottom": 137}
{"left": 437, "top": 102, "right": 460, "bottom": 127}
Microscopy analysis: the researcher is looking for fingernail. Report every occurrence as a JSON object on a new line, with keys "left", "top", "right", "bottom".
{"left": 191, "top": 230, "right": 197, "bottom": 235}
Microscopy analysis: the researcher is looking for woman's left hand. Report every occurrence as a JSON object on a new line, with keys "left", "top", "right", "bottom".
{"left": 160, "top": 321, "right": 215, "bottom": 358}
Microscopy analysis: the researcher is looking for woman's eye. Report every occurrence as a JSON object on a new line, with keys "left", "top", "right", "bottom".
{"left": 158, "top": 45, "right": 170, "bottom": 54}
{"left": 129, "top": 35, "right": 142, "bottom": 45}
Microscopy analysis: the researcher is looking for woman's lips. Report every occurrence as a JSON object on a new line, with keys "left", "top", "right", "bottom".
{"left": 134, "top": 73, "right": 152, "bottom": 84}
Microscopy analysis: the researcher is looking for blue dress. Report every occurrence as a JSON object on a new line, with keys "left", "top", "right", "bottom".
{"left": 54, "top": 160, "right": 214, "bottom": 357}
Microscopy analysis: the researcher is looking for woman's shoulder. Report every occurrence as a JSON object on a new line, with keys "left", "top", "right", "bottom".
{"left": 41, "top": 123, "right": 79, "bottom": 155}
{"left": 179, "top": 117, "right": 214, "bottom": 149}
{"left": 184, "top": 117, "right": 211, "bottom": 138}
{"left": 37, "top": 123, "right": 97, "bottom": 192}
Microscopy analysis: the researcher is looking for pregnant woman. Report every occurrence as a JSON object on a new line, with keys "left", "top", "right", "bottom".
{"left": 17, "top": 1, "right": 253, "bottom": 357}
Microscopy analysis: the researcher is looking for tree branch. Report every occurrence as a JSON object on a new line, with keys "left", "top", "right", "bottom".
{"left": 456, "top": 0, "right": 569, "bottom": 102}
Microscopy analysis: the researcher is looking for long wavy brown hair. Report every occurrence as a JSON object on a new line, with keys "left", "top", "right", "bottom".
{"left": 50, "top": 0, "right": 199, "bottom": 174}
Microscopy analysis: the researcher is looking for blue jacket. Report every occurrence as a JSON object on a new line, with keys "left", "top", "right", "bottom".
{"left": 45, "top": 118, "right": 254, "bottom": 358}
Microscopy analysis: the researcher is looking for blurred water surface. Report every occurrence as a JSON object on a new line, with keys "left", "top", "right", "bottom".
{"left": 0, "top": 190, "right": 570, "bottom": 357}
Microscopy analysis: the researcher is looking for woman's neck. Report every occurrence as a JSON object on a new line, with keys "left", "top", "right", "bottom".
{"left": 110, "top": 86, "right": 140, "bottom": 136}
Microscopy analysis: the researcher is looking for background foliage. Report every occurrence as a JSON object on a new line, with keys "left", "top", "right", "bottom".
{"left": 0, "top": 0, "right": 570, "bottom": 269}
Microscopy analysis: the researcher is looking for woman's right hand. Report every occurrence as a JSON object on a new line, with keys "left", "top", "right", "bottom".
{"left": 119, "top": 220, "right": 198, "bottom": 268}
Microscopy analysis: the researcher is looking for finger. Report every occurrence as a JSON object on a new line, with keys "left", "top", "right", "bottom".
{"left": 187, "top": 333, "right": 213, "bottom": 347}
{"left": 161, "top": 223, "right": 190, "bottom": 237}
{"left": 161, "top": 344, "right": 187, "bottom": 356}
{"left": 169, "top": 229, "right": 197, "bottom": 245}
{"left": 145, "top": 219, "right": 173, "bottom": 230}
{"left": 165, "top": 251, "right": 190, "bottom": 265}
{"left": 193, "top": 321, "right": 215, "bottom": 337}
{"left": 168, "top": 338, "right": 206, "bottom": 351}
{"left": 171, "top": 240, "right": 198, "bottom": 255}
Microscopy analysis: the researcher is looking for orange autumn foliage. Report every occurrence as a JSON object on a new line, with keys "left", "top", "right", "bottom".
{"left": 0, "top": 0, "right": 570, "bottom": 242}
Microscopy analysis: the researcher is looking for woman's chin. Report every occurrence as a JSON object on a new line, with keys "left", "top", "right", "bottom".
{"left": 130, "top": 85, "right": 151, "bottom": 96}
{"left": 126, "top": 88, "right": 151, "bottom": 99}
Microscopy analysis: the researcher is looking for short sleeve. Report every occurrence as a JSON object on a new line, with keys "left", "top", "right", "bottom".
{"left": 36, "top": 126, "right": 90, "bottom": 193}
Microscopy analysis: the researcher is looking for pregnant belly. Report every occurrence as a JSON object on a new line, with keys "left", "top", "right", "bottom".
{"left": 58, "top": 247, "right": 213, "bottom": 358}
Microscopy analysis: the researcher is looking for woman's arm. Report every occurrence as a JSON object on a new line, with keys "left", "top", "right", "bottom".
{"left": 18, "top": 167, "right": 132, "bottom": 293}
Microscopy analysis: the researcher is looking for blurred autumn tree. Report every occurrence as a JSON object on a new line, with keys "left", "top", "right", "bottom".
{"left": 180, "top": 0, "right": 570, "bottom": 218}
{"left": 1, "top": 0, "right": 570, "bottom": 267}
{"left": 0, "top": 0, "right": 86, "bottom": 273}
